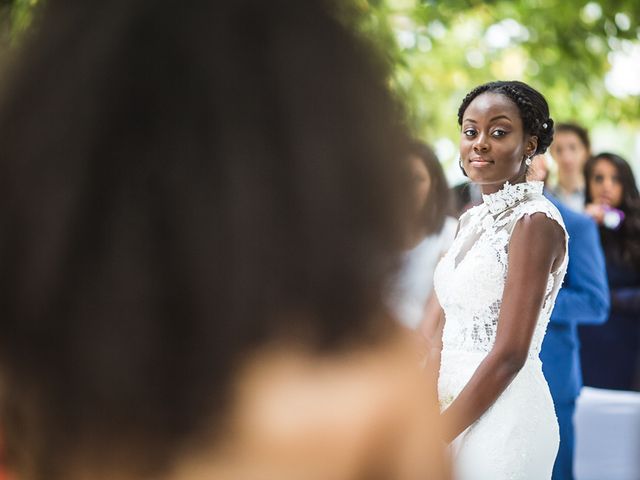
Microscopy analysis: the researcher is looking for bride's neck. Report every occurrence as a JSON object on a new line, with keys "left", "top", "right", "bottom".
{"left": 480, "top": 173, "right": 527, "bottom": 195}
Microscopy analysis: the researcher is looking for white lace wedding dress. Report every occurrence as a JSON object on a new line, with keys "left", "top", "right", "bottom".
{"left": 433, "top": 181, "right": 567, "bottom": 480}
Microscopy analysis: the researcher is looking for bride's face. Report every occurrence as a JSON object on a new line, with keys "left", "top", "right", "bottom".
{"left": 460, "top": 92, "right": 537, "bottom": 191}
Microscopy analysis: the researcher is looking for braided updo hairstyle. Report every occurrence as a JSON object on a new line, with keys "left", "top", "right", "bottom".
{"left": 458, "top": 80, "right": 555, "bottom": 156}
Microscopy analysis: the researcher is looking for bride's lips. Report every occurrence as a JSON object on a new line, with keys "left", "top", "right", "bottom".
{"left": 469, "top": 157, "right": 494, "bottom": 167}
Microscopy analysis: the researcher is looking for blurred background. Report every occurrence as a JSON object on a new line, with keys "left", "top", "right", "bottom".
{"left": 0, "top": 1, "right": 638, "bottom": 479}
{"left": 352, "top": 0, "right": 640, "bottom": 185}
{"left": 2, "top": 0, "right": 639, "bottom": 187}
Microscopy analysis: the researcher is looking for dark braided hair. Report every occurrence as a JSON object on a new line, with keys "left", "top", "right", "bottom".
{"left": 458, "top": 80, "right": 555, "bottom": 155}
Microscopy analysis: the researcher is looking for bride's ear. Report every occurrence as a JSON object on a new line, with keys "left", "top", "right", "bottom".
{"left": 526, "top": 136, "right": 538, "bottom": 157}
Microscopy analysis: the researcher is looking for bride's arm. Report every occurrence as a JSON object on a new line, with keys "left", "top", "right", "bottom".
{"left": 440, "top": 213, "right": 565, "bottom": 443}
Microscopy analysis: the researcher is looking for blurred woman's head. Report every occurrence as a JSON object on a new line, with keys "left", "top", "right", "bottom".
{"left": 0, "top": 0, "right": 416, "bottom": 478}
{"left": 408, "top": 141, "right": 450, "bottom": 236}
{"left": 585, "top": 153, "right": 639, "bottom": 210}
{"left": 585, "top": 153, "right": 640, "bottom": 268}
{"left": 550, "top": 123, "right": 591, "bottom": 177}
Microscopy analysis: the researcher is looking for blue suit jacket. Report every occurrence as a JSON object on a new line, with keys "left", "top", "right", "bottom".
{"left": 540, "top": 193, "right": 610, "bottom": 404}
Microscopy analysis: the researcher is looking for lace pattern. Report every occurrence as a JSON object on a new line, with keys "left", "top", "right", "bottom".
{"left": 434, "top": 181, "right": 565, "bottom": 478}
{"left": 433, "top": 181, "right": 568, "bottom": 357}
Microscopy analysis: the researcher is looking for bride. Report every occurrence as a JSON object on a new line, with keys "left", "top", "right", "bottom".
{"left": 423, "top": 80, "right": 567, "bottom": 479}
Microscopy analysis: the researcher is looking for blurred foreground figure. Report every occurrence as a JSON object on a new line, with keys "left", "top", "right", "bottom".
{"left": 0, "top": 1, "right": 448, "bottom": 479}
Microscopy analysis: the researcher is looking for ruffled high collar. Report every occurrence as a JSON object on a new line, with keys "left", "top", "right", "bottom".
{"left": 482, "top": 181, "right": 544, "bottom": 214}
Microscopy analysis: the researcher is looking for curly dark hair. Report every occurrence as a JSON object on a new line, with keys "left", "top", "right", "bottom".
{"left": 0, "top": 0, "right": 412, "bottom": 478}
{"left": 585, "top": 152, "right": 640, "bottom": 270}
{"left": 409, "top": 140, "right": 451, "bottom": 235}
{"left": 457, "top": 80, "right": 555, "bottom": 156}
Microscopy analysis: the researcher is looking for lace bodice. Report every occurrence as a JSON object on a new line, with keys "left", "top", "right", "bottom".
{"left": 433, "top": 181, "right": 568, "bottom": 358}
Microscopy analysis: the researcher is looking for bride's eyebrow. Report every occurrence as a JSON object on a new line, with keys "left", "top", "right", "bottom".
{"left": 463, "top": 115, "right": 513, "bottom": 124}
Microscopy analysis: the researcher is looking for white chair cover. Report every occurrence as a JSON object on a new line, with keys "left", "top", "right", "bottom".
{"left": 574, "top": 387, "right": 640, "bottom": 480}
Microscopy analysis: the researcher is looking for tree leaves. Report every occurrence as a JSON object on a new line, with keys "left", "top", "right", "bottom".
{"left": 2, "top": 0, "right": 638, "bottom": 164}
{"left": 361, "top": 0, "right": 640, "bottom": 164}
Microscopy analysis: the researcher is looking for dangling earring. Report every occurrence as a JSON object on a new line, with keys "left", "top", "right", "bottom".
{"left": 525, "top": 154, "right": 533, "bottom": 166}
{"left": 458, "top": 155, "right": 468, "bottom": 178}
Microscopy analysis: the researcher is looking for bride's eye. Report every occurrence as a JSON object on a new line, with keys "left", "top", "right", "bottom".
{"left": 492, "top": 129, "right": 507, "bottom": 137}
{"left": 463, "top": 129, "right": 477, "bottom": 137}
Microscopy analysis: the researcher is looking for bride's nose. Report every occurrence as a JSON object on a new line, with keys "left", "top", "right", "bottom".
{"left": 473, "top": 133, "right": 489, "bottom": 153}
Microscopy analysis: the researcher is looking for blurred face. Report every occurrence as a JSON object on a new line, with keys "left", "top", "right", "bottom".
{"left": 460, "top": 92, "right": 537, "bottom": 192}
{"left": 589, "top": 159, "right": 623, "bottom": 208}
{"left": 409, "top": 155, "right": 431, "bottom": 213}
{"left": 550, "top": 131, "right": 589, "bottom": 175}
{"left": 528, "top": 154, "right": 549, "bottom": 183}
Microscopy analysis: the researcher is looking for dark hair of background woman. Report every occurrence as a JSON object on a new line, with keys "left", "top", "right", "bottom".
{"left": 0, "top": 0, "right": 412, "bottom": 478}
{"left": 409, "top": 140, "right": 451, "bottom": 235}
{"left": 458, "top": 80, "right": 555, "bottom": 153}
{"left": 555, "top": 122, "right": 591, "bottom": 152}
{"left": 585, "top": 152, "right": 640, "bottom": 269}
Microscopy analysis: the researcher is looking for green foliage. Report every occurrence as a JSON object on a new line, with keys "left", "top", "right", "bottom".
{"left": 10, "top": 0, "right": 39, "bottom": 40}
{"left": 362, "top": 0, "right": 640, "bottom": 166}
{"left": 1, "top": 0, "right": 638, "bottom": 165}
{"left": 1, "top": 0, "right": 39, "bottom": 44}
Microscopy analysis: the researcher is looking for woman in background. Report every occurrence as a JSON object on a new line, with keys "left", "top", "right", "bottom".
{"left": 549, "top": 123, "right": 592, "bottom": 212}
{"left": 581, "top": 153, "right": 640, "bottom": 391}
{"left": 390, "top": 141, "right": 457, "bottom": 330}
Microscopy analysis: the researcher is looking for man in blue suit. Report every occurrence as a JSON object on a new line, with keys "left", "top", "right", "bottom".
{"left": 530, "top": 156, "right": 610, "bottom": 480}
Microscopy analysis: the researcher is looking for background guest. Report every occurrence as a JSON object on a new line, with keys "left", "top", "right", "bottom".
{"left": 390, "top": 141, "right": 457, "bottom": 330}
{"left": 581, "top": 153, "right": 640, "bottom": 391}
{"left": 549, "top": 123, "right": 592, "bottom": 212}
{"left": 451, "top": 180, "right": 482, "bottom": 217}
{"left": 529, "top": 155, "right": 610, "bottom": 480}
{"left": 0, "top": 1, "right": 449, "bottom": 479}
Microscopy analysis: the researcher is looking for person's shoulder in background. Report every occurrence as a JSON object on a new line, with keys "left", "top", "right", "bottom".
{"left": 451, "top": 182, "right": 482, "bottom": 218}
{"left": 545, "top": 190, "right": 593, "bottom": 230}
{"left": 544, "top": 189, "right": 610, "bottom": 325}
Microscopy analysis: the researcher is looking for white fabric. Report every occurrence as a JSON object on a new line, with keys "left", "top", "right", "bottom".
{"left": 390, "top": 216, "right": 458, "bottom": 329}
{"left": 574, "top": 387, "right": 640, "bottom": 480}
{"left": 433, "top": 181, "right": 568, "bottom": 480}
